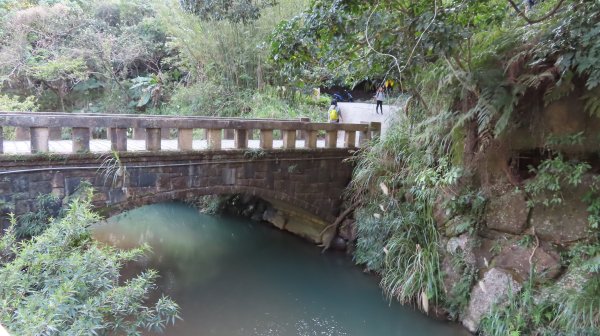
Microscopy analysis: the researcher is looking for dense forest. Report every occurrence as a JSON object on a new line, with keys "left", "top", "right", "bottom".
{"left": 1, "top": 0, "right": 600, "bottom": 335}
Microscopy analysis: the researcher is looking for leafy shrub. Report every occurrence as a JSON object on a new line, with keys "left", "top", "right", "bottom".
{"left": 0, "top": 190, "right": 180, "bottom": 334}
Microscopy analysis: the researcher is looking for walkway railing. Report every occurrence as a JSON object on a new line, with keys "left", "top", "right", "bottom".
{"left": 0, "top": 112, "right": 381, "bottom": 154}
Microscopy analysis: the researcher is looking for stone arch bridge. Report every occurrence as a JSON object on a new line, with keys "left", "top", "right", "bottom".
{"left": 0, "top": 112, "right": 380, "bottom": 243}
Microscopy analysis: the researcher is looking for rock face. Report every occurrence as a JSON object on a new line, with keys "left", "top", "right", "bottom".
{"left": 484, "top": 190, "right": 529, "bottom": 234}
{"left": 493, "top": 244, "right": 561, "bottom": 282}
{"left": 530, "top": 177, "right": 593, "bottom": 243}
{"left": 262, "top": 207, "right": 287, "bottom": 229}
{"left": 446, "top": 234, "right": 476, "bottom": 265}
{"left": 338, "top": 219, "right": 357, "bottom": 242}
{"left": 462, "top": 268, "right": 522, "bottom": 333}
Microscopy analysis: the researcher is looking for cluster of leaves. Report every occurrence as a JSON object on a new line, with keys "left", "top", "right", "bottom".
{"left": 14, "top": 193, "right": 62, "bottom": 238}
{"left": 524, "top": 153, "right": 591, "bottom": 207}
{"left": 445, "top": 251, "right": 476, "bottom": 320}
{"left": 0, "top": 189, "right": 180, "bottom": 335}
{"left": 178, "top": 0, "right": 278, "bottom": 23}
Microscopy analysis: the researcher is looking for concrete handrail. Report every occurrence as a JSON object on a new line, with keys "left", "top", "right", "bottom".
{"left": 0, "top": 112, "right": 381, "bottom": 154}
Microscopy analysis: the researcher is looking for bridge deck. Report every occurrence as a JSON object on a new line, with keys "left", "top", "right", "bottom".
{"left": 1, "top": 138, "right": 343, "bottom": 155}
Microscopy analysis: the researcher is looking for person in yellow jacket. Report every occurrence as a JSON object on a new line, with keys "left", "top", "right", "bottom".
{"left": 328, "top": 100, "right": 342, "bottom": 123}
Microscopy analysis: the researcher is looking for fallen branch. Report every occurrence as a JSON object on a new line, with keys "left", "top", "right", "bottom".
{"left": 319, "top": 200, "right": 362, "bottom": 251}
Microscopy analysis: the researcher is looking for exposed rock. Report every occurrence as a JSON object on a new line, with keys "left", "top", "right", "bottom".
{"left": 442, "top": 234, "right": 476, "bottom": 296}
{"left": 530, "top": 175, "right": 594, "bottom": 243}
{"left": 535, "top": 264, "right": 591, "bottom": 305}
{"left": 446, "top": 234, "right": 476, "bottom": 265}
{"left": 330, "top": 236, "right": 347, "bottom": 251}
{"left": 441, "top": 254, "right": 461, "bottom": 295}
{"left": 484, "top": 190, "right": 529, "bottom": 234}
{"left": 462, "top": 268, "right": 522, "bottom": 333}
{"left": 262, "top": 207, "right": 287, "bottom": 229}
{"left": 472, "top": 238, "right": 510, "bottom": 270}
{"left": 444, "top": 216, "right": 472, "bottom": 237}
{"left": 338, "top": 219, "right": 357, "bottom": 242}
{"left": 492, "top": 243, "right": 561, "bottom": 282}
{"left": 433, "top": 191, "right": 454, "bottom": 228}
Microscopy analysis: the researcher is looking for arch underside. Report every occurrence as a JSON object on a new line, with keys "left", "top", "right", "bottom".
{"left": 95, "top": 185, "right": 336, "bottom": 244}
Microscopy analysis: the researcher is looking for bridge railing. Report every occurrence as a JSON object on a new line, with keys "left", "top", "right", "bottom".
{"left": 0, "top": 112, "right": 381, "bottom": 154}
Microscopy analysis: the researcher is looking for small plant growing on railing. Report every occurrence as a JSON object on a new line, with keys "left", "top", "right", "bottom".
{"left": 98, "top": 150, "right": 128, "bottom": 189}
{"left": 243, "top": 148, "right": 266, "bottom": 160}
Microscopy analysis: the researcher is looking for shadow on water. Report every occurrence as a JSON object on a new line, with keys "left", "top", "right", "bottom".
{"left": 93, "top": 202, "right": 470, "bottom": 336}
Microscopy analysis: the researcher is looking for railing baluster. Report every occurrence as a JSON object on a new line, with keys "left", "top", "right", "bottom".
{"left": 344, "top": 130, "right": 356, "bottom": 148}
{"left": 178, "top": 128, "right": 193, "bottom": 151}
{"left": 110, "top": 127, "right": 128, "bottom": 152}
{"left": 359, "top": 121, "right": 371, "bottom": 146}
{"left": 370, "top": 122, "right": 382, "bottom": 139}
{"left": 307, "top": 130, "right": 318, "bottom": 149}
{"left": 260, "top": 129, "right": 273, "bottom": 149}
{"left": 283, "top": 130, "right": 296, "bottom": 149}
{"left": 207, "top": 128, "right": 222, "bottom": 150}
{"left": 0, "top": 126, "right": 3, "bottom": 154}
{"left": 146, "top": 128, "right": 161, "bottom": 151}
{"left": 325, "top": 130, "right": 337, "bottom": 149}
{"left": 30, "top": 127, "right": 49, "bottom": 153}
{"left": 297, "top": 117, "right": 310, "bottom": 141}
{"left": 235, "top": 129, "right": 248, "bottom": 149}
{"left": 72, "top": 127, "right": 90, "bottom": 153}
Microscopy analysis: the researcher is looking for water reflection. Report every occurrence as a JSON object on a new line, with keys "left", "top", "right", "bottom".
{"left": 94, "top": 203, "right": 469, "bottom": 336}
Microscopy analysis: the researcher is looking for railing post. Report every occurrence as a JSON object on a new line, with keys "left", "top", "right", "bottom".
{"left": 344, "top": 130, "right": 356, "bottom": 148}
{"left": 297, "top": 117, "right": 310, "bottom": 140}
{"left": 359, "top": 121, "right": 371, "bottom": 146}
{"left": 72, "top": 127, "right": 90, "bottom": 153}
{"left": 283, "top": 130, "right": 296, "bottom": 149}
{"left": 30, "top": 127, "right": 50, "bottom": 153}
{"left": 207, "top": 129, "right": 222, "bottom": 150}
{"left": 370, "top": 121, "right": 382, "bottom": 139}
{"left": 146, "top": 128, "right": 161, "bottom": 151}
{"left": 110, "top": 127, "right": 128, "bottom": 152}
{"left": 307, "top": 130, "right": 318, "bottom": 149}
{"left": 235, "top": 129, "right": 248, "bottom": 149}
{"left": 325, "top": 130, "right": 337, "bottom": 148}
{"left": 260, "top": 129, "right": 273, "bottom": 149}
{"left": 178, "top": 128, "right": 193, "bottom": 151}
{"left": 0, "top": 127, "right": 3, "bottom": 154}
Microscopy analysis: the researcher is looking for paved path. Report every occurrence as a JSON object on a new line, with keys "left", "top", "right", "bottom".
{"left": 338, "top": 102, "right": 400, "bottom": 135}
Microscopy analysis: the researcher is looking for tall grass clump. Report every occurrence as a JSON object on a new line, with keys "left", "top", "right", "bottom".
{"left": 350, "top": 118, "right": 462, "bottom": 312}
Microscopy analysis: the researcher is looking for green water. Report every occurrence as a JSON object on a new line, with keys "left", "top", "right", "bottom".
{"left": 94, "top": 203, "right": 469, "bottom": 336}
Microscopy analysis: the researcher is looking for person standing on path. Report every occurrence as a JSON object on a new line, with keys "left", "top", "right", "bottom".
{"left": 328, "top": 100, "right": 342, "bottom": 123}
{"left": 375, "top": 87, "right": 385, "bottom": 114}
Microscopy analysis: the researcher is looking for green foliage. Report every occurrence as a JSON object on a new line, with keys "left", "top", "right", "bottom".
{"left": 0, "top": 95, "right": 37, "bottom": 111}
{"left": 525, "top": 154, "right": 591, "bottom": 207}
{"left": 179, "top": 0, "right": 277, "bottom": 23}
{"left": 186, "top": 195, "right": 227, "bottom": 215}
{"left": 350, "top": 121, "right": 463, "bottom": 312}
{"left": 0, "top": 190, "right": 180, "bottom": 335}
{"left": 445, "top": 251, "right": 476, "bottom": 320}
{"left": 15, "top": 193, "right": 61, "bottom": 238}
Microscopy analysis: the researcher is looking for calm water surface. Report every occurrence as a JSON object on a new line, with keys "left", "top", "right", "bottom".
{"left": 93, "top": 203, "right": 469, "bottom": 336}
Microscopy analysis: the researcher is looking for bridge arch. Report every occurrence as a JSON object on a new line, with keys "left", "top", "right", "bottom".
{"left": 0, "top": 150, "right": 354, "bottom": 244}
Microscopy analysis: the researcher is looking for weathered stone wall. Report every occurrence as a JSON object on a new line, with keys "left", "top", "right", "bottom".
{"left": 0, "top": 149, "right": 354, "bottom": 243}
{"left": 439, "top": 92, "right": 600, "bottom": 332}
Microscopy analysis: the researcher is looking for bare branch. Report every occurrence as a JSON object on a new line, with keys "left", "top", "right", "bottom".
{"left": 506, "top": 0, "right": 566, "bottom": 25}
